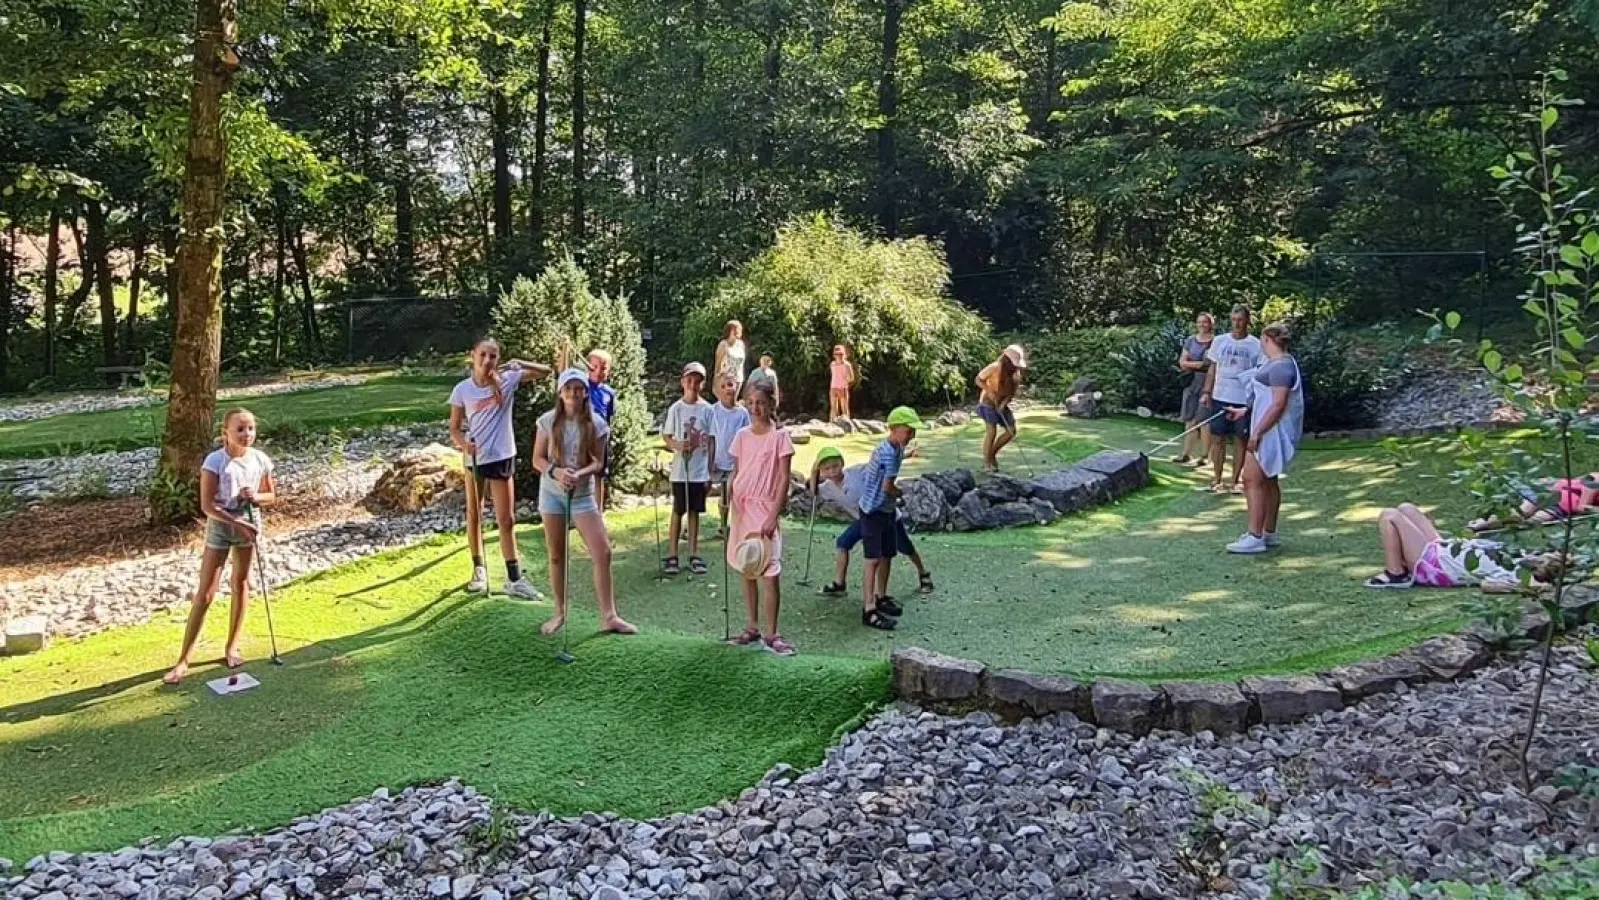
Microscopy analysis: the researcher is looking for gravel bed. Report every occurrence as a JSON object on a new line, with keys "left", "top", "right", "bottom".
{"left": 0, "top": 503, "right": 467, "bottom": 641}
{"left": 5, "top": 645, "right": 1595, "bottom": 900}
{"left": 0, "top": 425, "right": 449, "bottom": 505}
{"left": 1375, "top": 369, "right": 1508, "bottom": 431}
{"left": 0, "top": 374, "right": 374, "bottom": 424}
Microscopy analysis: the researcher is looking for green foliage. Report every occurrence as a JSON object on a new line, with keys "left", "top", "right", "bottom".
{"left": 1021, "top": 326, "right": 1151, "bottom": 405}
{"left": 1293, "top": 324, "right": 1382, "bottom": 431}
{"left": 1110, "top": 321, "right": 1188, "bottom": 414}
{"left": 146, "top": 463, "right": 197, "bottom": 522}
{"left": 682, "top": 216, "right": 996, "bottom": 415}
{"left": 1289, "top": 854, "right": 1599, "bottom": 899}
{"left": 492, "top": 256, "right": 650, "bottom": 494}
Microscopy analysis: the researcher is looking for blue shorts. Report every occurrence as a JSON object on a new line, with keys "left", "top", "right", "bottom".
{"left": 539, "top": 480, "right": 599, "bottom": 517}
{"left": 205, "top": 511, "right": 261, "bottom": 551}
{"left": 838, "top": 517, "right": 915, "bottom": 556}
{"left": 977, "top": 404, "right": 1015, "bottom": 430}
{"left": 1208, "top": 403, "right": 1250, "bottom": 438}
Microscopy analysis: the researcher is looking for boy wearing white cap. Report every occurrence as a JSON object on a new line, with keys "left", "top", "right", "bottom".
{"left": 663, "top": 361, "right": 715, "bottom": 576}
{"left": 976, "top": 343, "right": 1028, "bottom": 472}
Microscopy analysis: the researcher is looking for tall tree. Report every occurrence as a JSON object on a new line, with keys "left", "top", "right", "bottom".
{"left": 42, "top": 207, "right": 61, "bottom": 377}
{"left": 571, "top": 0, "right": 588, "bottom": 252}
{"left": 489, "top": 52, "right": 515, "bottom": 293}
{"left": 154, "top": 0, "right": 239, "bottom": 521}
{"left": 84, "top": 198, "right": 118, "bottom": 369}
{"left": 875, "top": 0, "right": 905, "bottom": 237}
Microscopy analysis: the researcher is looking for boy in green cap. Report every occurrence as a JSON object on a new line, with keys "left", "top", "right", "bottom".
{"left": 855, "top": 406, "right": 924, "bottom": 630}
{"left": 814, "top": 444, "right": 934, "bottom": 602}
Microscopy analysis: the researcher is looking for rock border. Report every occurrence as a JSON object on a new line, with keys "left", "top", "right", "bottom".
{"left": 892, "top": 586, "right": 1599, "bottom": 735}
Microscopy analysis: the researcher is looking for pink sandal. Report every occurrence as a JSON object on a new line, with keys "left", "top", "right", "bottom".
{"left": 728, "top": 627, "right": 761, "bottom": 646}
{"left": 763, "top": 634, "right": 797, "bottom": 657}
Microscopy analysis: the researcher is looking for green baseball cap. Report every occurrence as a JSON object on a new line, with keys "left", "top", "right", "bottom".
{"left": 815, "top": 446, "right": 845, "bottom": 466}
{"left": 886, "top": 406, "right": 924, "bottom": 430}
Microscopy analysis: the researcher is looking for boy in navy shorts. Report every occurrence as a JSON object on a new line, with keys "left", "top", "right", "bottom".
{"left": 856, "top": 406, "right": 924, "bottom": 630}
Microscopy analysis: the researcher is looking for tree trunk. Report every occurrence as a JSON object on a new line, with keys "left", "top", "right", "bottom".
{"left": 758, "top": 13, "right": 782, "bottom": 170}
{"left": 490, "top": 62, "right": 515, "bottom": 293}
{"left": 43, "top": 207, "right": 60, "bottom": 377}
{"left": 0, "top": 228, "right": 14, "bottom": 385}
{"left": 126, "top": 213, "right": 145, "bottom": 358}
{"left": 390, "top": 87, "right": 417, "bottom": 296}
{"left": 571, "top": 0, "right": 588, "bottom": 252}
{"left": 162, "top": 225, "right": 181, "bottom": 336}
{"left": 273, "top": 205, "right": 287, "bottom": 364}
{"left": 84, "top": 199, "right": 120, "bottom": 370}
{"left": 155, "top": 0, "right": 240, "bottom": 523}
{"left": 291, "top": 226, "right": 321, "bottom": 354}
{"left": 62, "top": 212, "right": 96, "bottom": 338}
{"left": 1028, "top": 25, "right": 1059, "bottom": 139}
{"left": 875, "top": 0, "right": 903, "bottom": 237}
{"left": 530, "top": 0, "right": 556, "bottom": 270}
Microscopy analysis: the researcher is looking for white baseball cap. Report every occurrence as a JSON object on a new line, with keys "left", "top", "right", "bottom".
{"left": 682, "top": 361, "right": 708, "bottom": 378}
{"left": 558, "top": 368, "right": 589, "bottom": 390}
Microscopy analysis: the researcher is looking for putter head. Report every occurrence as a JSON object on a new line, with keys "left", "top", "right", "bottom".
{"left": 270, "top": 656, "right": 285, "bottom": 667}
{"left": 554, "top": 649, "right": 576, "bottom": 664}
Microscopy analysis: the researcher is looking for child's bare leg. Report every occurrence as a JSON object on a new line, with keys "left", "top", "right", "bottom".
{"left": 863, "top": 558, "right": 880, "bottom": 610}
{"left": 877, "top": 558, "right": 893, "bottom": 598}
{"left": 742, "top": 578, "right": 760, "bottom": 632}
{"left": 490, "top": 479, "right": 518, "bottom": 566}
{"left": 834, "top": 549, "right": 850, "bottom": 587}
{"left": 1209, "top": 433, "right": 1225, "bottom": 486}
{"left": 908, "top": 547, "right": 929, "bottom": 578}
{"left": 1378, "top": 505, "right": 1437, "bottom": 573}
{"left": 166, "top": 548, "right": 229, "bottom": 683}
{"left": 540, "top": 514, "right": 568, "bottom": 635}
{"left": 762, "top": 575, "right": 782, "bottom": 638}
{"left": 223, "top": 544, "right": 255, "bottom": 667}
{"left": 465, "top": 476, "right": 485, "bottom": 563}
{"left": 842, "top": 390, "right": 851, "bottom": 420}
{"left": 575, "top": 511, "right": 634, "bottom": 633}
{"left": 1230, "top": 438, "right": 1247, "bottom": 487}
{"left": 668, "top": 508, "right": 683, "bottom": 560}
{"left": 982, "top": 422, "right": 998, "bottom": 469}
{"left": 687, "top": 511, "right": 700, "bottom": 558}
{"left": 993, "top": 424, "right": 1017, "bottom": 456}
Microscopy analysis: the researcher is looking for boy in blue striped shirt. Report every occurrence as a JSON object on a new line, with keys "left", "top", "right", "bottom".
{"left": 858, "top": 406, "right": 924, "bottom": 630}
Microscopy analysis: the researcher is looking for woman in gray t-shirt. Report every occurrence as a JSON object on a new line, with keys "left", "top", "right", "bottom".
{"left": 1174, "top": 312, "right": 1215, "bottom": 465}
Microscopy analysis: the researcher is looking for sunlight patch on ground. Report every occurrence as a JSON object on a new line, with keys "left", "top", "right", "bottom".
{"left": 1110, "top": 605, "right": 1189, "bottom": 625}
{"left": 1029, "top": 549, "right": 1094, "bottom": 569}
{"left": 1336, "top": 503, "right": 1387, "bottom": 523}
{"left": 1182, "top": 589, "right": 1234, "bottom": 603}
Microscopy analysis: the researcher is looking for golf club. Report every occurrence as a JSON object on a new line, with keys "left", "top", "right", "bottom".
{"left": 650, "top": 450, "right": 664, "bottom": 577}
{"left": 1149, "top": 408, "right": 1227, "bottom": 455}
{"left": 797, "top": 468, "right": 819, "bottom": 586}
{"left": 1011, "top": 436, "right": 1039, "bottom": 479}
{"left": 943, "top": 382, "right": 965, "bottom": 465}
{"left": 242, "top": 502, "right": 283, "bottom": 666}
{"left": 554, "top": 488, "right": 576, "bottom": 664}
{"left": 721, "top": 468, "right": 732, "bottom": 642}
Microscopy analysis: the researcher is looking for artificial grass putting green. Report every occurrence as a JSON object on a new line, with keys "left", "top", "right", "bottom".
{"left": 0, "top": 411, "right": 1495, "bottom": 858}
{"left": 0, "top": 374, "right": 457, "bottom": 458}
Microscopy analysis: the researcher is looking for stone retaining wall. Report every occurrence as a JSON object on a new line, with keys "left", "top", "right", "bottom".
{"left": 892, "top": 587, "right": 1599, "bottom": 735}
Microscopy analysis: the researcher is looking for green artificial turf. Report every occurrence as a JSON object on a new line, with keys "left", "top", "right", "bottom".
{"left": 0, "top": 410, "right": 1514, "bottom": 857}
{"left": 0, "top": 375, "right": 457, "bottom": 458}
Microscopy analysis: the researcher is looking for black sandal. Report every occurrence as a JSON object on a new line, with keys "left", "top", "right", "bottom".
{"left": 819, "top": 582, "right": 847, "bottom": 596}
{"left": 877, "top": 596, "right": 904, "bottom": 617}
{"left": 662, "top": 556, "right": 680, "bottom": 576}
{"left": 689, "top": 556, "right": 708, "bottom": 575}
{"left": 862, "top": 608, "right": 898, "bottom": 631}
{"left": 918, "top": 572, "right": 935, "bottom": 594}
{"left": 1363, "top": 570, "right": 1413, "bottom": 589}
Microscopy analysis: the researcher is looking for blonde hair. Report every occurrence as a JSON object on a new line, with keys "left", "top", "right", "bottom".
{"left": 1261, "top": 321, "right": 1291, "bottom": 350}
{"left": 587, "top": 348, "right": 613, "bottom": 366}
{"left": 1195, "top": 312, "right": 1215, "bottom": 329}
{"left": 551, "top": 382, "right": 598, "bottom": 469}
{"left": 724, "top": 320, "right": 742, "bottom": 341}
{"left": 220, "top": 408, "right": 256, "bottom": 447}
{"left": 471, "top": 337, "right": 504, "bottom": 402}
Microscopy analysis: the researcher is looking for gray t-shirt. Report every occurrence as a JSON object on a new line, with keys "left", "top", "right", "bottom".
{"left": 746, "top": 366, "right": 778, "bottom": 396}
{"left": 448, "top": 367, "right": 525, "bottom": 465}
{"left": 202, "top": 447, "right": 274, "bottom": 512}
{"left": 1254, "top": 355, "right": 1299, "bottom": 389}
{"left": 536, "top": 409, "right": 610, "bottom": 499}
{"left": 1183, "top": 336, "right": 1212, "bottom": 390}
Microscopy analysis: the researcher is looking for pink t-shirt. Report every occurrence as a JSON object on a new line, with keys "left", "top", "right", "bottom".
{"left": 830, "top": 360, "right": 852, "bottom": 390}
{"left": 726, "top": 425, "right": 795, "bottom": 577}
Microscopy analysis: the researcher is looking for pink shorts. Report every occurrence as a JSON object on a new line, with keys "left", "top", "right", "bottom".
{"left": 1411, "top": 542, "right": 1457, "bottom": 588}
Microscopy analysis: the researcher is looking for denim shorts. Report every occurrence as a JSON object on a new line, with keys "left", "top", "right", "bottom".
{"left": 539, "top": 481, "right": 598, "bottom": 517}
{"left": 977, "top": 404, "right": 1015, "bottom": 430}
{"left": 205, "top": 514, "right": 261, "bottom": 551}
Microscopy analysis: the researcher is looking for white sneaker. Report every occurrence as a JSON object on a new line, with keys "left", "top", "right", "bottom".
{"left": 1226, "top": 533, "right": 1268, "bottom": 554}
{"left": 467, "top": 566, "right": 489, "bottom": 594}
{"left": 503, "top": 579, "right": 544, "bottom": 601}
{"left": 1263, "top": 531, "right": 1281, "bottom": 548}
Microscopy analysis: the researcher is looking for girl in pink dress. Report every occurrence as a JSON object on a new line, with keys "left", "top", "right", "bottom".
{"left": 726, "top": 382, "right": 797, "bottom": 655}
{"left": 828, "top": 345, "right": 855, "bottom": 422}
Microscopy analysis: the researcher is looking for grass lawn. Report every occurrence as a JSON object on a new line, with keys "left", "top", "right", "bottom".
{"left": 0, "top": 375, "right": 457, "bottom": 458}
{"left": 0, "top": 410, "right": 1494, "bottom": 858}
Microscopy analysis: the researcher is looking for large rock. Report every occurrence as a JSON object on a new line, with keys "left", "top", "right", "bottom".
{"left": 1028, "top": 498, "right": 1059, "bottom": 526}
{"left": 1063, "top": 393, "right": 1099, "bottom": 419}
{"left": 788, "top": 429, "right": 811, "bottom": 445}
{"left": 1067, "top": 376, "right": 1098, "bottom": 396}
{"left": 934, "top": 410, "right": 972, "bottom": 428}
{"left": 950, "top": 491, "right": 994, "bottom": 532}
{"left": 892, "top": 647, "right": 984, "bottom": 704}
{"left": 800, "top": 419, "right": 846, "bottom": 439}
{"left": 1091, "top": 679, "right": 1165, "bottom": 736}
{"left": 976, "top": 473, "right": 1033, "bottom": 505}
{"left": 1559, "top": 583, "right": 1599, "bottom": 626}
{"left": 1074, "top": 450, "right": 1150, "bottom": 497}
{"left": 4, "top": 615, "right": 49, "bottom": 655}
{"left": 363, "top": 444, "right": 466, "bottom": 512}
{"left": 988, "top": 501, "right": 1042, "bottom": 529}
{"left": 855, "top": 419, "right": 887, "bottom": 435}
{"left": 899, "top": 478, "right": 950, "bottom": 532}
{"left": 1410, "top": 635, "right": 1493, "bottom": 681}
{"left": 1328, "top": 655, "right": 1425, "bottom": 701}
{"left": 1162, "top": 681, "right": 1249, "bottom": 735}
{"left": 984, "top": 670, "right": 1090, "bottom": 721}
{"left": 922, "top": 469, "right": 977, "bottom": 505}
{"left": 1239, "top": 675, "right": 1342, "bottom": 724}
{"left": 1029, "top": 468, "right": 1110, "bottom": 515}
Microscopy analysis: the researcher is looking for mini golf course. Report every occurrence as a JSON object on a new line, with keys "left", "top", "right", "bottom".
{"left": 0, "top": 411, "right": 1507, "bottom": 858}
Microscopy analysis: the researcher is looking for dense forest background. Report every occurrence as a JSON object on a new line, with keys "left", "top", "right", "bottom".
{"left": 3, "top": 0, "right": 1599, "bottom": 391}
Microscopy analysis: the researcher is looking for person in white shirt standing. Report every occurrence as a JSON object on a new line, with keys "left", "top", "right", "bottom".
{"left": 1200, "top": 305, "right": 1263, "bottom": 495}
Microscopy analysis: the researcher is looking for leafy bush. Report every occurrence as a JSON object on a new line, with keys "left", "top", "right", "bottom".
{"left": 681, "top": 215, "right": 995, "bottom": 415}
{"left": 1110, "top": 321, "right": 1188, "bottom": 414}
{"left": 1294, "top": 322, "right": 1380, "bottom": 431}
{"left": 1019, "top": 326, "right": 1146, "bottom": 404}
{"left": 492, "top": 256, "right": 651, "bottom": 494}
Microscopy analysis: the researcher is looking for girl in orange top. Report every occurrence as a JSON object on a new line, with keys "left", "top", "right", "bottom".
{"left": 828, "top": 345, "right": 855, "bottom": 422}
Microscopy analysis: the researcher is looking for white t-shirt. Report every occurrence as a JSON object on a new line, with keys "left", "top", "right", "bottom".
{"left": 664, "top": 398, "right": 715, "bottom": 482}
{"left": 448, "top": 367, "right": 525, "bottom": 465}
{"left": 202, "top": 447, "right": 274, "bottom": 512}
{"left": 1206, "top": 333, "right": 1263, "bottom": 406}
{"left": 717, "top": 339, "right": 747, "bottom": 383}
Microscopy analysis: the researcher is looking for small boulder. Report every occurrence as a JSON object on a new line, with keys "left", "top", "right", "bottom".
{"left": 987, "top": 501, "right": 1041, "bottom": 529}
{"left": 899, "top": 478, "right": 951, "bottom": 532}
{"left": 935, "top": 410, "right": 972, "bottom": 428}
{"left": 1074, "top": 450, "right": 1150, "bottom": 497}
{"left": 810, "top": 420, "right": 847, "bottom": 439}
{"left": 1328, "top": 655, "right": 1425, "bottom": 701}
{"left": 1063, "top": 393, "right": 1099, "bottom": 419}
{"left": 4, "top": 615, "right": 49, "bottom": 655}
{"left": 363, "top": 444, "right": 466, "bottom": 513}
{"left": 984, "top": 670, "right": 1090, "bottom": 720}
{"left": 1067, "top": 376, "right": 1098, "bottom": 397}
{"left": 950, "top": 491, "right": 994, "bottom": 532}
{"left": 977, "top": 473, "right": 1033, "bottom": 505}
{"left": 1030, "top": 468, "right": 1109, "bottom": 514}
{"left": 1410, "top": 635, "right": 1493, "bottom": 681}
{"left": 1028, "top": 497, "right": 1059, "bottom": 525}
{"left": 857, "top": 419, "right": 888, "bottom": 435}
{"left": 787, "top": 429, "right": 811, "bottom": 445}
{"left": 1239, "top": 675, "right": 1342, "bottom": 724}
{"left": 923, "top": 469, "right": 977, "bottom": 505}
{"left": 1162, "top": 681, "right": 1249, "bottom": 735}
{"left": 892, "top": 647, "right": 984, "bottom": 704}
{"left": 1091, "top": 679, "right": 1165, "bottom": 736}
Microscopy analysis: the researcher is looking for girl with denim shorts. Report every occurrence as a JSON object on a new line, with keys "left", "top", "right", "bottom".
{"left": 163, "top": 408, "right": 276, "bottom": 685}
{"left": 532, "top": 368, "right": 637, "bottom": 638}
